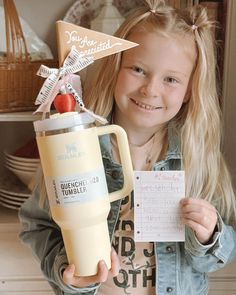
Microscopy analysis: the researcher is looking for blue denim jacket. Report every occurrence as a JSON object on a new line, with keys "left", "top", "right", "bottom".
{"left": 19, "top": 126, "right": 236, "bottom": 295}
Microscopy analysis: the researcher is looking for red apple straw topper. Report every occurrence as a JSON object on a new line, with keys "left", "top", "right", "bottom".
{"left": 53, "top": 86, "right": 76, "bottom": 113}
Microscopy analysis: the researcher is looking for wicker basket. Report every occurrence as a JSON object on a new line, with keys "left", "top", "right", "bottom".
{"left": 0, "top": 0, "right": 57, "bottom": 113}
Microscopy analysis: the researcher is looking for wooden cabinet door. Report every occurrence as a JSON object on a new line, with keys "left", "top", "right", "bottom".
{"left": 0, "top": 223, "right": 53, "bottom": 294}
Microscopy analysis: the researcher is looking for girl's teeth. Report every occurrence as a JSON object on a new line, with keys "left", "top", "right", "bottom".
{"left": 134, "top": 100, "right": 159, "bottom": 110}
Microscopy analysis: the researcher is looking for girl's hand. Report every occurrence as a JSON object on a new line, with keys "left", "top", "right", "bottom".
{"left": 62, "top": 248, "right": 120, "bottom": 288}
{"left": 180, "top": 198, "right": 217, "bottom": 244}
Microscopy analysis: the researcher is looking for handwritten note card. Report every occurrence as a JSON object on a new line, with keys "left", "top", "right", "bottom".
{"left": 134, "top": 171, "right": 185, "bottom": 242}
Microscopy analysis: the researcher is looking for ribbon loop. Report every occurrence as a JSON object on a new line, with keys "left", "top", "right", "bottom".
{"left": 34, "top": 46, "right": 94, "bottom": 113}
{"left": 37, "top": 65, "right": 58, "bottom": 78}
{"left": 58, "top": 67, "right": 67, "bottom": 77}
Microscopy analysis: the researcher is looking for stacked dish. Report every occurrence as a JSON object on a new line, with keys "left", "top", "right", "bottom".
{"left": 4, "top": 150, "right": 40, "bottom": 188}
{"left": 0, "top": 168, "right": 32, "bottom": 210}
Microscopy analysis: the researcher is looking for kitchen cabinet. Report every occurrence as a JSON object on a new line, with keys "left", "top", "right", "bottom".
{"left": 0, "top": 210, "right": 54, "bottom": 294}
{"left": 0, "top": 114, "right": 53, "bottom": 294}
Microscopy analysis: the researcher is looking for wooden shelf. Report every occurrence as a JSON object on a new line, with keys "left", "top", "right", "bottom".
{"left": 0, "top": 112, "right": 41, "bottom": 122}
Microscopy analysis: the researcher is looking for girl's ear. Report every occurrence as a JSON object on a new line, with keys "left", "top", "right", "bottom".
{"left": 184, "top": 70, "right": 194, "bottom": 103}
{"left": 183, "top": 90, "right": 191, "bottom": 103}
{"left": 184, "top": 77, "right": 193, "bottom": 102}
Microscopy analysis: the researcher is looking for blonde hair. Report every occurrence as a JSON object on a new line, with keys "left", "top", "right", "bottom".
{"left": 84, "top": 0, "right": 236, "bottom": 223}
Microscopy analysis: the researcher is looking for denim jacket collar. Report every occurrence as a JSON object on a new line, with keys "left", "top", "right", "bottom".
{"left": 99, "top": 122, "right": 182, "bottom": 166}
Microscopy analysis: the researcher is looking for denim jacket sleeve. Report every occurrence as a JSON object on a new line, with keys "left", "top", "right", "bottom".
{"left": 184, "top": 212, "right": 236, "bottom": 273}
{"left": 18, "top": 182, "right": 98, "bottom": 295}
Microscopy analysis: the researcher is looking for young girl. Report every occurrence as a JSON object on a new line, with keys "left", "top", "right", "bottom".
{"left": 19, "top": 0, "right": 236, "bottom": 294}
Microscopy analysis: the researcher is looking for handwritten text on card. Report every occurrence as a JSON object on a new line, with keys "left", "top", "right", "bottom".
{"left": 134, "top": 171, "right": 185, "bottom": 242}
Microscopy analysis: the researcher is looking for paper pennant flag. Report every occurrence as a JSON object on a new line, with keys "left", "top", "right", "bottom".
{"left": 56, "top": 20, "right": 138, "bottom": 66}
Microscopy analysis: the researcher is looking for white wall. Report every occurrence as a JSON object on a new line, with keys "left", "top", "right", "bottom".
{"left": 222, "top": 0, "right": 236, "bottom": 186}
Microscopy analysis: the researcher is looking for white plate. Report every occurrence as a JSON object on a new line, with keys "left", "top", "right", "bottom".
{"left": 0, "top": 200, "right": 21, "bottom": 210}
{"left": 5, "top": 162, "right": 38, "bottom": 173}
{"left": 7, "top": 166, "right": 36, "bottom": 187}
{"left": 0, "top": 194, "right": 23, "bottom": 206}
{"left": 0, "top": 168, "right": 32, "bottom": 197}
{"left": 63, "top": 0, "right": 141, "bottom": 27}
{"left": 5, "top": 157, "right": 40, "bottom": 169}
{"left": 0, "top": 192, "right": 28, "bottom": 202}
{"left": 4, "top": 151, "right": 40, "bottom": 164}
{"left": 0, "top": 187, "right": 31, "bottom": 198}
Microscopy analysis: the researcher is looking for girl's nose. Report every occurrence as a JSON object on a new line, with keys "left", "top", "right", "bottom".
{"left": 140, "top": 78, "right": 160, "bottom": 98}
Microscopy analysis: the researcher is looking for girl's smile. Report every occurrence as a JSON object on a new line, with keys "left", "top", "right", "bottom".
{"left": 130, "top": 98, "right": 164, "bottom": 111}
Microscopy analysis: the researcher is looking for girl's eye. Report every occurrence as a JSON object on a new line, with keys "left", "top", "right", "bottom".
{"left": 165, "top": 77, "right": 178, "bottom": 84}
{"left": 132, "top": 66, "right": 145, "bottom": 75}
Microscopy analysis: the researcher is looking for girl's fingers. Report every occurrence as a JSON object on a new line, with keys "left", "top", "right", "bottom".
{"left": 182, "top": 212, "right": 212, "bottom": 228}
{"left": 63, "top": 260, "right": 109, "bottom": 287}
{"left": 63, "top": 264, "right": 76, "bottom": 285}
{"left": 180, "top": 198, "right": 215, "bottom": 212}
{"left": 180, "top": 198, "right": 217, "bottom": 225}
{"left": 181, "top": 204, "right": 216, "bottom": 216}
{"left": 96, "top": 260, "right": 110, "bottom": 282}
{"left": 180, "top": 198, "right": 217, "bottom": 244}
{"left": 109, "top": 248, "right": 120, "bottom": 278}
{"left": 182, "top": 218, "right": 212, "bottom": 244}
{"left": 63, "top": 249, "right": 120, "bottom": 288}
{"left": 182, "top": 218, "right": 208, "bottom": 234}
